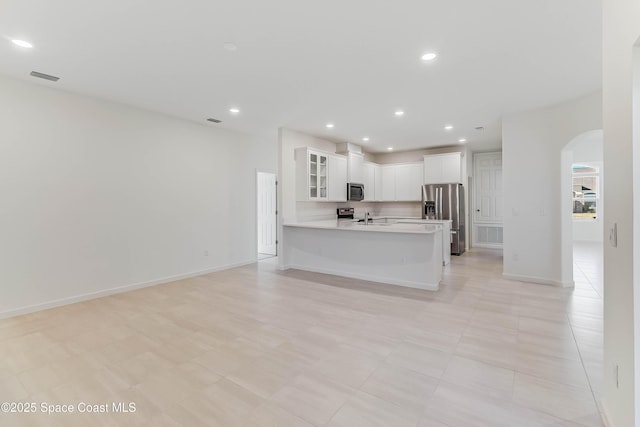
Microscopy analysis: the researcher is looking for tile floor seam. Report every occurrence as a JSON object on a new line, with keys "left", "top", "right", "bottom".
{"left": 359, "top": 316, "right": 450, "bottom": 426}
{"left": 339, "top": 388, "right": 424, "bottom": 427}
{"left": 567, "top": 302, "right": 603, "bottom": 413}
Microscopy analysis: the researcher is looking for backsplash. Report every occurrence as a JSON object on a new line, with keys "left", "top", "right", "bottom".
{"left": 295, "top": 201, "right": 422, "bottom": 221}
{"left": 376, "top": 202, "right": 422, "bottom": 218}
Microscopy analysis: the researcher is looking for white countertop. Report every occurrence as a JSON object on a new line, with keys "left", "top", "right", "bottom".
{"left": 396, "top": 218, "right": 452, "bottom": 224}
{"left": 283, "top": 219, "right": 442, "bottom": 235}
{"left": 349, "top": 216, "right": 452, "bottom": 224}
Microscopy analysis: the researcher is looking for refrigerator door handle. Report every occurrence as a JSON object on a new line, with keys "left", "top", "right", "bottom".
{"left": 435, "top": 188, "right": 438, "bottom": 219}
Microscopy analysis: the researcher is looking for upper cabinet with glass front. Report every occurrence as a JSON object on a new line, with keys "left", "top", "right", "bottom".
{"left": 296, "top": 148, "right": 328, "bottom": 201}
{"left": 295, "top": 147, "right": 350, "bottom": 202}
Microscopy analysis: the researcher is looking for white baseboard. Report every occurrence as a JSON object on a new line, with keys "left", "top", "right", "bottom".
{"left": 281, "top": 263, "right": 440, "bottom": 291}
{"left": 0, "top": 259, "right": 256, "bottom": 320}
{"left": 502, "top": 273, "right": 574, "bottom": 288}
{"left": 472, "top": 243, "right": 504, "bottom": 249}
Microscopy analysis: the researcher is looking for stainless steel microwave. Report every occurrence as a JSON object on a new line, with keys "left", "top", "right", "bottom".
{"left": 347, "top": 183, "right": 364, "bottom": 201}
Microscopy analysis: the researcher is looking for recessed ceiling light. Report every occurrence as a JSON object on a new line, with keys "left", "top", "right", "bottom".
{"left": 223, "top": 42, "right": 237, "bottom": 51}
{"left": 12, "top": 39, "right": 33, "bottom": 48}
{"left": 421, "top": 52, "right": 437, "bottom": 61}
{"left": 362, "top": 137, "right": 370, "bottom": 142}
{"left": 326, "top": 123, "right": 334, "bottom": 128}
{"left": 387, "top": 147, "right": 393, "bottom": 151}
{"left": 444, "top": 125, "right": 453, "bottom": 130}
{"left": 229, "top": 108, "right": 240, "bottom": 114}
{"left": 458, "top": 138, "right": 467, "bottom": 143}
{"left": 394, "top": 111, "right": 404, "bottom": 116}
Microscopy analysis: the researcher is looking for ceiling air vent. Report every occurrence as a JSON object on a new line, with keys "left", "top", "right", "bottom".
{"left": 206, "top": 118, "right": 222, "bottom": 123}
{"left": 30, "top": 71, "right": 60, "bottom": 82}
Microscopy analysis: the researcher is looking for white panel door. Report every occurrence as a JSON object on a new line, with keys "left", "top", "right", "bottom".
{"left": 257, "top": 172, "right": 277, "bottom": 255}
{"left": 474, "top": 152, "right": 503, "bottom": 223}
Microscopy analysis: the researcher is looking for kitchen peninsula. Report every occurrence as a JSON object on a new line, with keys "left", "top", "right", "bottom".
{"left": 282, "top": 220, "right": 443, "bottom": 290}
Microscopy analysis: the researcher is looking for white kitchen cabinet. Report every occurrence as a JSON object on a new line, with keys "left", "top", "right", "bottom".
{"left": 296, "top": 148, "right": 349, "bottom": 202}
{"left": 296, "top": 148, "right": 328, "bottom": 201}
{"left": 424, "top": 152, "right": 462, "bottom": 184}
{"left": 347, "top": 152, "right": 364, "bottom": 184}
{"left": 379, "top": 162, "right": 423, "bottom": 201}
{"left": 296, "top": 148, "right": 347, "bottom": 202}
{"left": 363, "top": 161, "right": 376, "bottom": 201}
{"left": 328, "top": 154, "right": 347, "bottom": 201}
{"left": 381, "top": 165, "right": 396, "bottom": 201}
{"left": 374, "top": 163, "right": 383, "bottom": 201}
{"left": 395, "top": 163, "right": 423, "bottom": 201}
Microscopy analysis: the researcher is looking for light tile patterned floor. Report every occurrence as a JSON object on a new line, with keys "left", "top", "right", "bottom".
{"left": 0, "top": 245, "right": 603, "bottom": 426}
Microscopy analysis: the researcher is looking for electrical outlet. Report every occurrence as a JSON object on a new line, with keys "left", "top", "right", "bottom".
{"left": 512, "top": 253, "right": 519, "bottom": 261}
{"left": 203, "top": 250, "right": 209, "bottom": 257}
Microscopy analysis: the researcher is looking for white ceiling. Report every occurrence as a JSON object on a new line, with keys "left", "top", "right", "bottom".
{"left": 0, "top": 0, "right": 601, "bottom": 153}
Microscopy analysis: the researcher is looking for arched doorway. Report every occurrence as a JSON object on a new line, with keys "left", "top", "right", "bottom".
{"left": 560, "top": 130, "right": 603, "bottom": 287}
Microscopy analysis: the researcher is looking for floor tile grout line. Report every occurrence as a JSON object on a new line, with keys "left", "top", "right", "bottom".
{"left": 567, "top": 304, "right": 603, "bottom": 412}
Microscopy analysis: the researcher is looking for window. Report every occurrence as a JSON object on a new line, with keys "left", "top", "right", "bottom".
{"left": 572, "top": 164, "right": 599, "bottom": 220}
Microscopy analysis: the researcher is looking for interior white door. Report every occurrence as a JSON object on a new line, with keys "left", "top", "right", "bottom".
{"left": 474, "top": 153, "right": 503, "bottom": 223}
{"left": 473, "top": 152, "right": 503, "bottom": 247}
{"left": 257, "top": 172, "right": 277, "bottom": 256}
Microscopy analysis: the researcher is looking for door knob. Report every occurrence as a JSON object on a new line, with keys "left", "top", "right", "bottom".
{"left": 476, "top": 209, "right": 480, "bottom": 212}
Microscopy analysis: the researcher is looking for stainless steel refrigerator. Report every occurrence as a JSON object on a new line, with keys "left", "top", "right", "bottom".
{"left": 422, "top": 183, "right": 465, "bottom": 255}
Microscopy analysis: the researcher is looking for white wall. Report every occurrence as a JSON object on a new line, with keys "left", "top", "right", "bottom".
{"left": 0, "top": 76, "right": 277, "bottom": 318}
{"left": 602, "top": 0, "right": 640, "bottom": 425}
{"left": 502, "top": 92, "right": 602, "bottom": 286}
